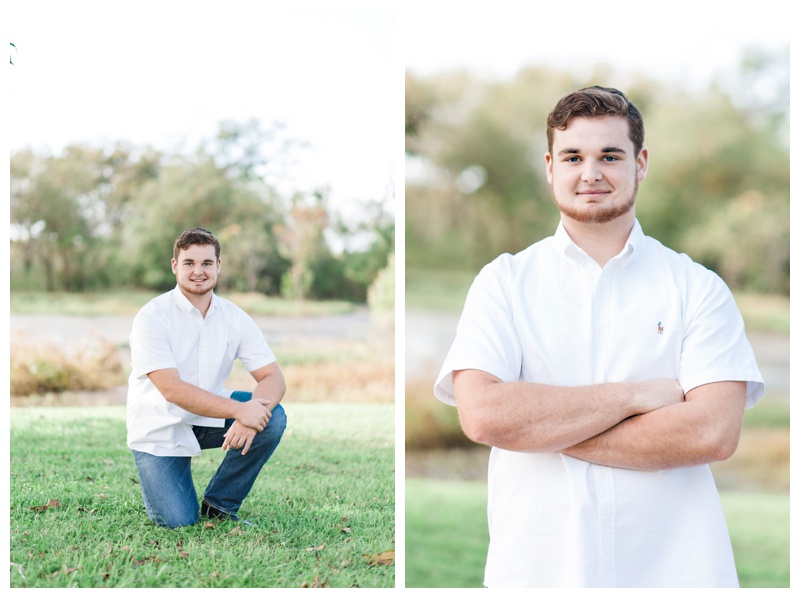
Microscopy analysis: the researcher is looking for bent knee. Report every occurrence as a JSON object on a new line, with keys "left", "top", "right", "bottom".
{"left": 268, "top": 404, "right": 287, "bottom": 432}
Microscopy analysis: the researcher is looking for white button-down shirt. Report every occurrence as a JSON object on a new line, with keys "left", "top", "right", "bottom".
{"left": 435, "top": 219, "right": 764, "bottom": 588}
{"left": 127, "top": 287, "right": 276, "bottom": 457}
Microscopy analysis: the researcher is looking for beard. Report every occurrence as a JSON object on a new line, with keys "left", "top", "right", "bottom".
{"left": 178, "top": 278, "right": 216, "bottom": 297}
{"left": 552, "top": 179, "right": 638, "bottom": 224}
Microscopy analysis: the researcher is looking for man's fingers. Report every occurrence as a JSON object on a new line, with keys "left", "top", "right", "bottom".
{"left": 241, "top": 437, "right": 253, "bottom": 455}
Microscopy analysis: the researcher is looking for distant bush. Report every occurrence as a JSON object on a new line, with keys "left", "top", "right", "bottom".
{"left": 406, "top": 379, "right": 474, "bottom": 450}
{"left": 368, "top": 253, "right": 394, "bottom": 320}
{"left": 10, "top": 337, "right": 125, "bottom": 396}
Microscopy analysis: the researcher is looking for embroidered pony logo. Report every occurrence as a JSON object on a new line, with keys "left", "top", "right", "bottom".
{"left": 657, "top": 321, "right": 664, "bottom": 335}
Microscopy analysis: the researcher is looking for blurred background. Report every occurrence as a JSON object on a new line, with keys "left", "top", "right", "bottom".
{"left": 9, "top": 1, "right": 395, "bottom": 303}
{"left": 7, "top": 3, "right": 396, "bottom": 433}
{"left": 403, "top": 1, "right": 790, "bottom": 588}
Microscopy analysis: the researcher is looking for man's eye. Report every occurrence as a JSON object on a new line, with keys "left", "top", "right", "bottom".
{"left": 566, "top": 156, "right": 581, "bottom": 163}
{"left": 602, "top": 155, "right": 619, "bottom": 162}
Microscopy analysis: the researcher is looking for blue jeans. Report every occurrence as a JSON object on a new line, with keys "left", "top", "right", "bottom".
{"left": 132, "top": 392, "right": 286, "bottom": 528}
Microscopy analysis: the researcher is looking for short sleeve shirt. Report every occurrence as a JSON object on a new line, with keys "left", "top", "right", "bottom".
{"left": 127, "top": 287, "right": 276, "bottom": 457}
{"left": 434, "top": 220, "right": 765, "bottom": 587}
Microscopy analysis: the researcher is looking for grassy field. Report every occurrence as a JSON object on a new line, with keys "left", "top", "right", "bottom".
{"left": 405, "top": 478, "right": 790, "bottom": 588}
{"left": 10, "top": 403, "right": 394, "bottom": 588}
{"left": 9, "top": 290, "right": 356, "bottom": 317}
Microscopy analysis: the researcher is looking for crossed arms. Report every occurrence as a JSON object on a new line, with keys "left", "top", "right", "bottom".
{"left": 452, "top": 370, "right": 746, "bottom": 470}
{"left": 148, "top": 362, "right": 286, "bottom": 455}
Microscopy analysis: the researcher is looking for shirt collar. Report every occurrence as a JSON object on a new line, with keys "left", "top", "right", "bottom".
{"left": 553, "top": 218, "right": 645, "bottom": 269}
{"left": 171, "top": 286, "right": 217, "bottom": 315}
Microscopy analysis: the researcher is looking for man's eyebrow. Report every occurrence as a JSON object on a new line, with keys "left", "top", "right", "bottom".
{"left": 556, "top": 147, "right": 627, "bottom": 155}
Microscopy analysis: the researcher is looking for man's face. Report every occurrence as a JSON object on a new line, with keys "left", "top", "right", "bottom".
{"left": 545, "top": 115, "right": 648, "bottom": 224}
{"left": 171, "top": 244, "right": 220, "bottom": 297}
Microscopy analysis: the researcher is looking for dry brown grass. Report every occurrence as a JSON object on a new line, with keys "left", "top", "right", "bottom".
{"left": 223, "top": 339, "right": 395, "bottom": 404}
{"left": 10, "top": 336, "right": 125, "bottom": 396}
{"left": 282, "top": 358, "right": 394, "bottom": 403}
{"left": 711, "top": 427, "right": 790, "bottom": 492}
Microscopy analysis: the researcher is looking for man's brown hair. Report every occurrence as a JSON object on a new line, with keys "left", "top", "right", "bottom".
{"left": 173, "top": 228, "right": 221, "bottom": 262}
{"left": 546, "top": 86, "right": 645, "bottom": 156}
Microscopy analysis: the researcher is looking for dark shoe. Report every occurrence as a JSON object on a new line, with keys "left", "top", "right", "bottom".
{"left": 201, "top": 500, "right": 253, "bottom": 525}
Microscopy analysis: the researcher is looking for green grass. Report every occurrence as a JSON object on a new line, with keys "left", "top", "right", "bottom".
{"left": 10, "top": 404, "right": 394, "bottom": 588}
{"left": 723, "top": 491, "right": 791, "bottom": 588}
{"left": 9, "top": 291, "right": 356, "bottom": 317}
{"left": 404, "top": 478, "right": 488, "bottom": 588}
{"left": 405, "top": 478, "right": 789, "bottom": 588}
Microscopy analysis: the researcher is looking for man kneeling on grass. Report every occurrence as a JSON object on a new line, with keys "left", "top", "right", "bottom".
{"left": 126, "top": 227, "right": 287, "bottom": 528}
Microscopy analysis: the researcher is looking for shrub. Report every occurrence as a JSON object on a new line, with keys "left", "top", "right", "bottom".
{"left": 368, "top": 253, "right": 394, "bottom": 321}
{"left": 10, "top": 336, "right": 125, "bottom": 396}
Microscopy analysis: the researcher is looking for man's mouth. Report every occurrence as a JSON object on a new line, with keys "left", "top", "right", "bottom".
{"left": 577, "top": 190, "right": 611, "bottom": 200}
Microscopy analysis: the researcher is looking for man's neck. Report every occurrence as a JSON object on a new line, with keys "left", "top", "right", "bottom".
{"left": 561, "top": 213, "right": 635, "bottom": 268}
{"left": 179, "top": 288, "right": 214, "bottom": 318}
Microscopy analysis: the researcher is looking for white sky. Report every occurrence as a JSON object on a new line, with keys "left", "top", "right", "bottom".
{"left": 402, "top": 1, "right": 791, "bottom": 87}
{"left": 7, "top": 0, "right": 399, "bottom": 218}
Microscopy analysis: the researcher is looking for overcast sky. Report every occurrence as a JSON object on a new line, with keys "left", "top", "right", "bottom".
{"left": 7, "top": 1, "right": 399, "bottom": 219}
{"left": 402, "top": 1, "right": 791, "bottom": 87}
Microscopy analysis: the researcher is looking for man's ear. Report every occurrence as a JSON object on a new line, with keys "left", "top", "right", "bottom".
{"left": 171, "top": 258, "right": 177, "bottom": 275}
{"left": 636, "top": 147, "right": 649, "bottom": 182}
{"left": 544, "top": 152, "right": 554, "bottom": 185}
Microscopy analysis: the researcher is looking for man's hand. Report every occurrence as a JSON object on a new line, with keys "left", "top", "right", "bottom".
{"left": 222, "top": 420, "right": 258, "bottom": 455}
{"left": 233, "top": 399, "right": 270, "bottom": 431}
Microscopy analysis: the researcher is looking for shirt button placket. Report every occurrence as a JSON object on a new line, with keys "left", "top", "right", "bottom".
{"left": 592, "top": 271, "right": 616, "bottom": 585}
{"left": 198, "top": 314, "right": 208, "bottom": 390}
{"left": 594, "top": 465, "right": 617, "bottom": 586}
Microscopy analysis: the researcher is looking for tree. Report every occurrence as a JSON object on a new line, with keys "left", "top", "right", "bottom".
{"left": 276, "top": 190, "right": 329, "bottom": 301}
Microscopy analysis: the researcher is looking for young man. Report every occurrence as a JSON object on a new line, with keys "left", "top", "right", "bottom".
{"left": 435, "top": 87, "right": 764, "bottom": 587}
{"left": 127, "top": 227, "right": 287, "bottom": 528}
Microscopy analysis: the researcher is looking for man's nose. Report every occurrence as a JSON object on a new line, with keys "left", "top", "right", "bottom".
{"left": 581, "top": 160, "right": 603, "bottom": 182}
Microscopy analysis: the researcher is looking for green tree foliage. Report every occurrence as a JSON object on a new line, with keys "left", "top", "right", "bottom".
{"left": 406, "top": 49, "right": 789, "bottom": 295}
{"left": 277, "top": 191, "right": 329, "bottom": 301}
{"left": 11, "top": 145, "right": 109, "bottom": 291}
{"left": 10, "top": 121, "right": 393, "bottom": 302}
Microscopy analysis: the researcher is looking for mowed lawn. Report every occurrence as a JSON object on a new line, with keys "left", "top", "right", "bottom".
{"left": 10, "top": 403, "right": 395, "bottom": 588}
{"left": 405, "top": 478, "right": 789, "bottom": 588}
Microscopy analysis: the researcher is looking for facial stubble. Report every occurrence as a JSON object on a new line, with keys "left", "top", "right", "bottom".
{"left": 552, "top": 178, "right": 639, "bottom": 224}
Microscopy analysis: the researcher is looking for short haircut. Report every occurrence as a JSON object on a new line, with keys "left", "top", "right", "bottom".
{"left": 173, "top": 228, "right": 221, "bottom": 262}
{"left": 546, "top": 86, "right": 645, "bottom": 156}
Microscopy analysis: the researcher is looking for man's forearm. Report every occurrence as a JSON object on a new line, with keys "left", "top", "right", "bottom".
{"left": 561, "top": 381, "right": 747, "bottom": 470}
{"left": 453, "top": 369, "right": 683, "bottom": 453}
{"left": 147, "top": 368, "right": 268, "bottom": 430}
{"left": 250, "top": 362, "right": 286, "bottom": 411}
